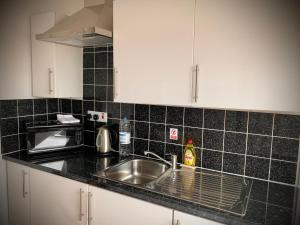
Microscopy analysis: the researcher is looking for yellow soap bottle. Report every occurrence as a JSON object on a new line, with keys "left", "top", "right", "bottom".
{"left": 183, "top": 139, "right": 196, "bottom": 167}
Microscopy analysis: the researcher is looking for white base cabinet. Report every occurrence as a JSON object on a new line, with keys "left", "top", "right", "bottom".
{"left": 88, "top": 186, "right": 173, "bottom": 225}
{"left": 7, "top": 162, "right": 226, "bottom": 225}
{"left": 30, "top": 168, "right": 88, "bottom": 225}
{"left": 7, "top": 161, "right": 30, "bottom": 225}
{"left": 174, "top": 210, "right": 225, "bottom": 225}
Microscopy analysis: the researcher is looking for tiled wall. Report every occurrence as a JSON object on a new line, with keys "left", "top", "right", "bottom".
{"left": 82, "top": 45, "right": 300, "bottom": 186}
{"left": 0, "top": 98, "right": 83, "bottom": 154}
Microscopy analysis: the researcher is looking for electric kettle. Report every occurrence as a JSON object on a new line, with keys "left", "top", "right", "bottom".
{"left": 96, "top": 126, "right": 115, "bottom": 154}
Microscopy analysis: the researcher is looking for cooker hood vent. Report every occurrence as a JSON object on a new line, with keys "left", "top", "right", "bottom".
{"left": 36, "top": 0, "right": 112, "bottom": 47}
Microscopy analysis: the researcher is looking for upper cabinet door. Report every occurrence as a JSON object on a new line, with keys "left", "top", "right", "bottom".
{"left": 113, "top": 0, "right": 195, "bottom": 106}
{"left": 31, "top": 12, "right": 56, "bottom": 98}
{"left": 194, "top": 0, "right": 300, "bottom": 113}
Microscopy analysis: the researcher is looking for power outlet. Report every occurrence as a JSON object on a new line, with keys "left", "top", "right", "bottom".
{"left": 87, "top": 111, "right": 107, "bottom": 123}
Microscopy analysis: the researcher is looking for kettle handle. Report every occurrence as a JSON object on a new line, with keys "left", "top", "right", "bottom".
{"left": 96, "top": 128, "right": 103, "bottom": 147}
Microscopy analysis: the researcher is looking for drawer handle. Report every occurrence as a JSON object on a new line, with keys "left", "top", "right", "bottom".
{"left": 22, "top": 171, "right": 28, "bottom": 198}
{"left": 79, "top": 189, "right": 84, "bottom": 221}
{"left": 88, "top": 192, "right": 93, "bottom": 224}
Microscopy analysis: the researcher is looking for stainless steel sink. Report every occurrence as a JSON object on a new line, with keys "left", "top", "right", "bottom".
{"left": 101, "top": 159, "right": 170, "bottom": 185}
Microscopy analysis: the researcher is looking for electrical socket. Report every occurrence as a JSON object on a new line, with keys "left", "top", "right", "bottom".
{"left": 87, "top": 111, "right": 107, "bottom": 123}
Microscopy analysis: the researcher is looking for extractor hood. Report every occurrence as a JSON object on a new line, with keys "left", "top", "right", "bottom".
{"left": 36, "top": 0, "right": 112, "bottom": 47}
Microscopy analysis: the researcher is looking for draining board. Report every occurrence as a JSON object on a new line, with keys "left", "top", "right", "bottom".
{"left": 146, "top": 169, "right": 252, "bottom": 216}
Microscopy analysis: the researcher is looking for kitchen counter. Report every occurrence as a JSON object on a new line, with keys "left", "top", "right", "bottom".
{"left": 3, "top": 148, "right": 300, "bottom": 225}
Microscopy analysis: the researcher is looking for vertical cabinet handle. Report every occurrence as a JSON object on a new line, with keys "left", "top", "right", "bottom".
{"left": 88, "top": 192, "right": 93, "bottom": 224}
{"left": 22, "top": 170, "right": 28, "bottom": 198}
{"left": 176, "top": 219, "right": 181, "bottom": 225}
{"left": 113, "top": 68, "right": 118, "bottom": 99}
{"left": 79, "top": 189, "right": 84, "bottom": 221}
{"left": 195, "top": 64, "right": 199, "bottom": 103}
{"left": 194, "top": 64, "right": 199, "bottom": 103}
{"left": 48, "top": 68, "right": 54, "bottom": 94}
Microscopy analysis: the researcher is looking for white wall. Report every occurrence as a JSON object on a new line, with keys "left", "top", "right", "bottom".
{"left": 0, "top": 0, "right": 84, "bottom": 100}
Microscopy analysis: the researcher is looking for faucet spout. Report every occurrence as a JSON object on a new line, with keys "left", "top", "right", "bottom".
{"left": 144, "top": 151, "right": 177, "bottom": 170}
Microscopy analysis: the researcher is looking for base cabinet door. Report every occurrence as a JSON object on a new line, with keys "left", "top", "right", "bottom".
{"left": 7, "top": 161, "right": 30, "bottom": 225}
{"left": 30, "top": 168, "right": 88, "bottom": 225}
{"left": 174, "top": 211, "right": 225, "bottom": 225}
{"left": 88, "top": 186, "right": 173, "bottom": 225}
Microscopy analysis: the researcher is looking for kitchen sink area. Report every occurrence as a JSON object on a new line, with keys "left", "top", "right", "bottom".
{"left": 94, "top": 158, "right": 170, "bottom": 185}
{"left": 93, "top": 156, "right": 252, "bottom": 217}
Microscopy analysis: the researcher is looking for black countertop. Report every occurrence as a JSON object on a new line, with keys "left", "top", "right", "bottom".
{"left": 3, "top": 148, "right": 300, "bottom": 225}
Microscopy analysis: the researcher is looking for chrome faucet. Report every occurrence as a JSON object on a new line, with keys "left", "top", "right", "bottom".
{"left": 144, "top": 151, "right": 177, "bottom": 170}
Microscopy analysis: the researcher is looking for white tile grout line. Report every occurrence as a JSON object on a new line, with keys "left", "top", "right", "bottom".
{"left": 201, "top": 108, "right": 205, "bottom": 168}
{"left": 221, "top": 110, "right": 226, "bottom": 172}
{"left": 16, "top": 99, "right": 20, "bottom": 150}
{"left": 164, "top": 105, "right": 167, "bottom": 158}
{"left": 243, "top": 112, "right": 250, "bottom": 176}
{"left": 296, "top": 136, "right": 300, "bottom": 187}
{"left": 267, "top": 113, "right": 276, "bottom": 181}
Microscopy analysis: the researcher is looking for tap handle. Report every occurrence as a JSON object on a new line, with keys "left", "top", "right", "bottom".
{"left": 171, "top": 155, "right": 177, "bottom": 170}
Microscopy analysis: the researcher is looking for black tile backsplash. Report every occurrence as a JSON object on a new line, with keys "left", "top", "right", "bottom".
{"left": 202, "top": 149, "right": 222, "bottom": 171}
{"left": 272, "top": 138, "right": 299, "bottom": 162}
{"left": 150, "top": 105, "right": 166, "bottom": 123}
{"left": 1, "top": 118, "right": 18, "bottom": 136}
{"left": 203, "top": 129, "right": 223, "bottom": 151}
{"left": 274, "top": 114, "right": 300, "bottom": 139}
{"left": 34, "top": 99, "right": 47, "bottom": 115}
{"left": 247, "top": 134, "right": 272, "bottom": 158}
{"left": 246, "top": 156, "right": 270, "bottom": 179}
{"left": 204, "top": 109, "right": 225, "bottom": 130}
{"left": 225, "top": 111, "right": 248, "bottom": 133}
{"left": 95, "top": 69, "right": 107, "bottom": 85}
{"left": 0, "top": 100, "right": 17, "bottom": 118}
{"left": 224, "top": 132, "right": 246, "bottom": 154}
{"left": 166, "top": 106, "right": 183, "bottom": 125}
{"left": 135, "top": 104, "right": 149, "bottom": 121}
{"left": 18, "top": 99, "right": 33, "bottom": 116}
{"left": 184, "top": 107, "right": 203, "bottom": 128}
{"left": 0, "top": 98, "right": 82, "bottom": 154}
{"left": 248, "top": 112, "right": 273, "bottom": 135}
{"left": 270, "top": 160, "right": 296, "bottom": 184}
{"left": 223, "top": 152, "right": 245, "bottom": 175}
{"left": 149, "top": 123, "right": 165, "bottom": 142}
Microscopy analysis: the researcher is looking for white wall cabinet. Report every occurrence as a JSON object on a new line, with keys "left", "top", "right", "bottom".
{"left": 113, "top": 0, "right": 300, "bottom": 114}
{"left": 30, "top": 168, "right": 88, "bottom": 225}
{"left": 88, "top": 186, "right": 173, "bottom": 225}
{"left": 31, "top": 12, "right": 83, "bottom": 98}
{"left": 113, "top": 0, "right": 195, "bottom": 106}
{"left": 193, "top": 0, "right": 300, "bottom": 113}
{"left": 174, "top": 210, "right": 225, "bottom": 225}
{"left": 7, "top": 161, "right": 30, "bottom": 225}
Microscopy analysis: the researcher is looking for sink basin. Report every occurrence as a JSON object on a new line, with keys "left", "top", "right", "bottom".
{"left": 103, "top": 159, "right": 170, "bottom": 185}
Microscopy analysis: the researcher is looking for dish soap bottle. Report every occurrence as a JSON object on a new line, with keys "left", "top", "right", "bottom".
{"left": 183, "top": 139, "right": 196, "bottom": 167}
{"left": 119, "top": 115, "right": 131, "bottom": 156}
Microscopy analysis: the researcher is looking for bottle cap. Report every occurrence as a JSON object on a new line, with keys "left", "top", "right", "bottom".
{"left": 187, "top": 139, "right": 193, "bottom": 144}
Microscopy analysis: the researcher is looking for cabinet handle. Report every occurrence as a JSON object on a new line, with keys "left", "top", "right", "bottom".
{"left": 22, "top": 170, "right": 28, "bottom": 198}
{"left": 79, "top": 189, "right": 84, "bottom": 221}
{"left": 194, "top": 64, "right": 199, "bottom": 103}
{"left": 48, "top": 68, "right": 54, "bottom": 94}
{"left": 176, "top": 219, "right": 181, "bottom": 225}
{"left": 88, "top": 192, "right": 93, "bottom": 224}
{"left": 113, "top": 68, "right": 118, "bottom": 99}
